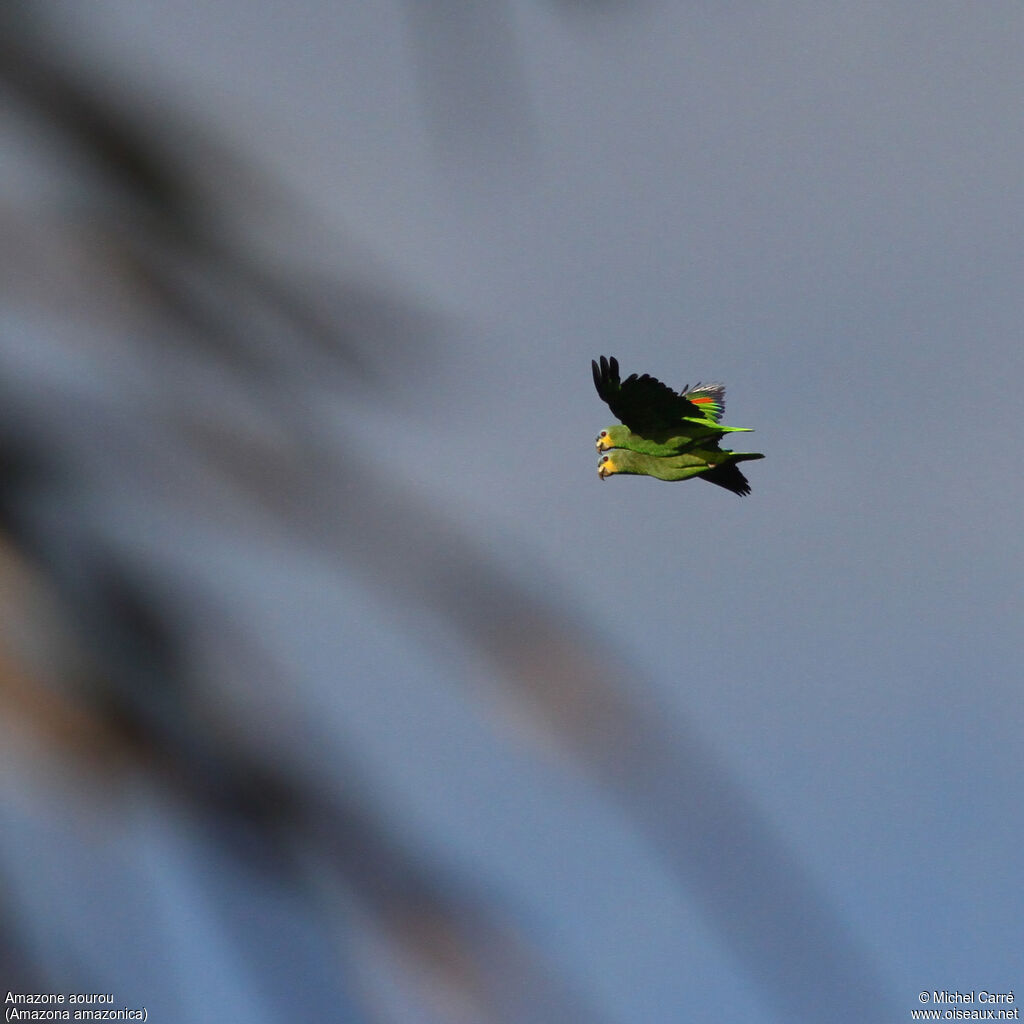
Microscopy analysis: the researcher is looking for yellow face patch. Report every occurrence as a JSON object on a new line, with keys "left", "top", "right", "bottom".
{"left": 598, "top": 454, "right": 617, "bottom": 478}
{"left": 595, "top": 431, "right": 612, "bottom": 452}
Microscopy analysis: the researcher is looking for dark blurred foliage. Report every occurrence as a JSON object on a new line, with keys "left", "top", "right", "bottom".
{"left": 0, "top": 3, "right": 897, "bottom": 1021}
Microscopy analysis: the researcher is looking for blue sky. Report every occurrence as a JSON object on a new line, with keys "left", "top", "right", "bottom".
{"left": 5, "top": 3, "right": 1022, "bottom": 1021}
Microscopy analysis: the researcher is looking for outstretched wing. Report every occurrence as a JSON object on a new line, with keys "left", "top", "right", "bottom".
{"left": 591, "top": 355, "right": 708, "bottom": 436}
{"left": 681, "top": 382, "right": 725, "bottom": 423}
{"left": 698, "top": 453, "right": 764, "bottom": 495}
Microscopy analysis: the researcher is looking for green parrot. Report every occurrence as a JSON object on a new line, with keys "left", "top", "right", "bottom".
{"left": 597, "top": 447, "right": 765, "bottom": 495}
{"left": 592, "top": 354, "right": 753, "bottom": 456}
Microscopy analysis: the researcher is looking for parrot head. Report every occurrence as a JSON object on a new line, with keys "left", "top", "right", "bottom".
{"left": 595, "top": 425, "right": 626, "bottom": 452}
{"left": 597, "top": 453, "right": 620, "bottom": 480}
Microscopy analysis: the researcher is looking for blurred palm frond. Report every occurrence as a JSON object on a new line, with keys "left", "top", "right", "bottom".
{"left": 0, "top": 5, "right": 895, "bottom": 1022}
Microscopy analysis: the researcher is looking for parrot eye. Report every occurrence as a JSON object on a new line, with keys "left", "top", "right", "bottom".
{"left": 599, "top": 430, "right": 607, "bottom": 437}
{"left": 600, "top": 455, "right": 609, "bottom": 463}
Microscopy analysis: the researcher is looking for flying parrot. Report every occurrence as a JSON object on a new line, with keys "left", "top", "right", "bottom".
{"left": 592, "top": 354, "right": 753, "bottom": 456}
{"left": 597, "top": 447, "right": 765, "bottom": 495}
{"left": 591, "top": 355, "right": 764, "bottom": 494}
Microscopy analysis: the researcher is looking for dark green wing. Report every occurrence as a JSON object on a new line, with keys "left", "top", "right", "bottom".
{"left": 700, "top": 453, "right": 764, "bottom": 496}
{"left": 681, "top": 382, "right": 726, "bottom": 423}
{"left": 591, "top": 355, "right": 707, "bottom": 436}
